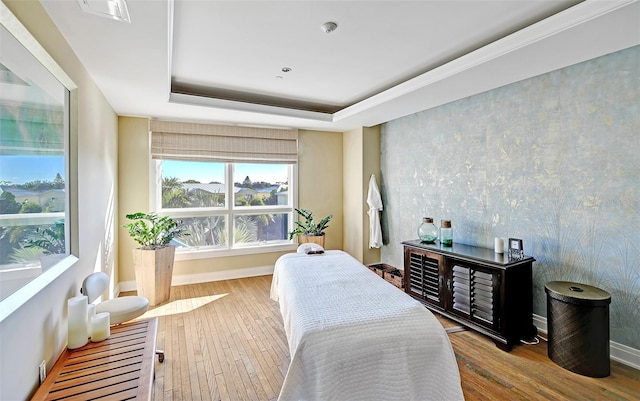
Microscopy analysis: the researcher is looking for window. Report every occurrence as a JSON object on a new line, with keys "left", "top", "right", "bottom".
{"left": 153, "top": 160, "right": 296, "bottom": 257}
{"left": 0, "top": 1, "right": 77, "bottom": 314}
{"left": 148, "top": 120, "right": 298, "bottom": 258}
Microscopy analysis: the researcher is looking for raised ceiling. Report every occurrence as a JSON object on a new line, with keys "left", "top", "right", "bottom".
{"left": 40, "top": 0, "right": 639, "bottom": 131}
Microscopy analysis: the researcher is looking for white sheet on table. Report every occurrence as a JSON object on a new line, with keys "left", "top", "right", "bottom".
{"left": 271, "top": 250, "right": 464, "bottom": 401}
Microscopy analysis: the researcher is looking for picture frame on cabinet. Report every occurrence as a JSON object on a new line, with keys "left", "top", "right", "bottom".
{"left": 508, "top": 238, "right": 524, "bottom": 261}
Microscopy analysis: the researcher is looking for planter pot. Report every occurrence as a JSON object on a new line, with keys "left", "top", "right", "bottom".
{"left": 299, "top": 234, "right": 325, "bottom": 248}
{"left": 132, "top": 245, "right": 175, "bottom": 306}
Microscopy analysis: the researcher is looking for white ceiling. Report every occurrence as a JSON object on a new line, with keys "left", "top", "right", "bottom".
{"left": 39, "top": 0, "right": 639, "bottom": 132}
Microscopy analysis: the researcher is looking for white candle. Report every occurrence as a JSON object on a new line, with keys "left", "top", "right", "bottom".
{"left": 90, "top": 312, "right": 110, "bottom": 342}
{"left": 67, "top": 295, "right": 88, "bottom": 349}
{"left": 87, "top": 304, "right": 96, "bottom": 338}
{"left": 494, "top": 237, "right": 505, "bottom": 254}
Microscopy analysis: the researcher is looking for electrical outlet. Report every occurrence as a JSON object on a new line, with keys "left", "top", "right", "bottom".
{"left": 39, "top": 360, "right": 46, "bottom": 384}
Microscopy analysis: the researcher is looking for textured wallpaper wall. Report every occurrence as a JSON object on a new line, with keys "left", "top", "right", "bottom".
{"left": 380, "top": 46, "right": 639, "bottom": 348}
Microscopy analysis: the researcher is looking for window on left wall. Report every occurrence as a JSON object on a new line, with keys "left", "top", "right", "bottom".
{"left": 0, "top": 3, "right": 77, "bottom": 313}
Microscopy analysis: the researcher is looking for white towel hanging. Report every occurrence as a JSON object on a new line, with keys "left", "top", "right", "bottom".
{"left": 367, "top": 174, "right": 383, "bottom": 248}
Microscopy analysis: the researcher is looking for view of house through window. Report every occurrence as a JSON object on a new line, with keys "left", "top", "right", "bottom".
{"left": 0, "top": 22, "right": 70, "bottom": 301}
{"left": 156, "top": 160, "right": 294, "bottom": 253}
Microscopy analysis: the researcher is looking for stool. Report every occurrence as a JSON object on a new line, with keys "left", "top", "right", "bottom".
{"left": 545, "top": 281, "right": 611, "bottom": 377}
{"left": 82, "top": 272, "right": 165, "bottom": 362}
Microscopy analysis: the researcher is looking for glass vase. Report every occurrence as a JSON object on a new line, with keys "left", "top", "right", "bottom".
{"left": 440, "top": 219, "right": 453, "bottom": 246}
{"left": 418, "top": 217, "right": 438, "bottom": 243}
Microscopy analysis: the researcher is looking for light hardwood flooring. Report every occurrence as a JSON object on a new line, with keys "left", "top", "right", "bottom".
{"left": 129, "top": 276, "right": 639, "bottom": 401}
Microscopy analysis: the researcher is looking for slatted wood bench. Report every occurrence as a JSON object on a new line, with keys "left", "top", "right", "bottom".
{"left": 32, "top": 318, "right": 158, "bottom": 401}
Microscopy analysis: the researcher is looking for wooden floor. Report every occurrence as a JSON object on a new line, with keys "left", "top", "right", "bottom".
{"left": 129, "top": 276, "right": 639, "bottom": 401}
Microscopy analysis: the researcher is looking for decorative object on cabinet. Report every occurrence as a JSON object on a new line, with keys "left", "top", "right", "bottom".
{"left": 418, "top": 217, "right": 438, "bottom": 243}
{"left": 402, "top": 240, "right": 536, "bottom": 351}
{"left": 439, "top": 220, "right": 453, "bottom": 246}
{"left": 508, "top": 238, "right": 524, "bottom": 261}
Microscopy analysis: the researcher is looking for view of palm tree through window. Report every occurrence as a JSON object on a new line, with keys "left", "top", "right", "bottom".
{"left": 158, "top": 160, "right": 293, "bottom": 251}
{"left": 0, "top": 158, "right": 66, "bottom": 271}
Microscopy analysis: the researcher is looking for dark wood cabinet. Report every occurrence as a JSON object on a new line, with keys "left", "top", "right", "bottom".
{"left": 403, "top": 240, "right": 536, "bottom": 351}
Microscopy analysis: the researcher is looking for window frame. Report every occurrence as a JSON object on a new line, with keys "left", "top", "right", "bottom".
{"left": 150, "top": 159, "right": 298, "bottom": 260}
{"left": 0, "top": 2, "right": 78, "bottom": 323}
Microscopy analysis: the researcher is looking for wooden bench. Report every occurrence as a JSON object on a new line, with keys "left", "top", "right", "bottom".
{"left": 32, "top": 318, "right": 158, "bottom": 401}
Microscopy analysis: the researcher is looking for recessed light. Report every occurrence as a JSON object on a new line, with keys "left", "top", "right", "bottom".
{"left": 77, "top": 0, "right": 131, "bottom": 23}
{"left": 321, "top": 21, "right": 337, "bottom": 33}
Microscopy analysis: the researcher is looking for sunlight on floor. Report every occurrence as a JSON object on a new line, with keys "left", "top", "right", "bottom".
{"left": 140, "top": 293, "right": 228, "bottom": 318}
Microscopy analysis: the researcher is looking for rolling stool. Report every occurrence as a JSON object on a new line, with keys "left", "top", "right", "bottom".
{"left": 81, "top": 272, "right": 165, "bottom": 362}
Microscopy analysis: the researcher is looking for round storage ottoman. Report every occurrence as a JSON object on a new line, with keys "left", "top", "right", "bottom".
{"left": 545, "top": 281, "right": 611, "bottom": 377}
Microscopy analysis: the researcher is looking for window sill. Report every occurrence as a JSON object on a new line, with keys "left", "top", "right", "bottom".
{"left": 0, "top": 254, "right": 78, "bottom": 323}
{"left": 175, "top": 243, "right": 297, "bottom": 261}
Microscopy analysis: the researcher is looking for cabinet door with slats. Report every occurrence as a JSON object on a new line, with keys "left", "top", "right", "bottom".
{"left": 452, "top": 264, "right": 471, "bottom": 315}
{"left": 404, "top": 247, "right": 445, "bottom": 309}
{"left": 472, "top": 269, "right": 496, "bottom": 327}
{"left": 449, "top": 263, "right": 499, "bottom": 331}
{"left": 406, "top": 251, "right": 424, "bottom": 299}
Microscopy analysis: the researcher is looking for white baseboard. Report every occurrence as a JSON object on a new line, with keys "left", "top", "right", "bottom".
{"left": 171, "top": 265, "right": 274, "bottom": 287}
{"left": 118, "top": 265, "right": 275, "bottom": 293}
{"left": 112, "top": 283, "right": 120, "bottom": 299}
{"left": 533, "top": 313, "right": 640, "bottom": 370}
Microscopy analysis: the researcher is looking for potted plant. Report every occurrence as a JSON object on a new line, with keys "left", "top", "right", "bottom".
{"left": 124, "top": 212, "right": 189, "bottom": 305}
{"left": 289, "top": 208, "right": 333, "bottom": 247}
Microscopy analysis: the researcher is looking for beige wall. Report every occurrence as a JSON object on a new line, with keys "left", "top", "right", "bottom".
{"left": 0, "top": 1, "right": 119, "bottom": 400}
{"left": 298, "top": 130, "right": 344, "bottom": 251}
{"left": 343, "top": 129, "right": 364, "bottom": 260}
{"left": 118, "top": 117, "right": 150, "bottom": 283}
{"left": 117, "top": 120, "right": 344, "bottom": 283}
{"left": 362, "top": 126, "right": 381, "bottom": 265}
{"left": 342, "top": 126, "right": 381, "bottom": 265}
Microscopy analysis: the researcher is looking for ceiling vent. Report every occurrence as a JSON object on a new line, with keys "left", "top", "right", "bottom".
{"left": 77, "top": 0, "right": 131, "bottom": 23}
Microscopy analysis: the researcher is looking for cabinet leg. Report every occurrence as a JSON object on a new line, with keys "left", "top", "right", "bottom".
{"left": 524, "top": 325, "right": 538, "bottom": 341}
{"left": 495, "top": 341, "right": 513, "bottom": 352}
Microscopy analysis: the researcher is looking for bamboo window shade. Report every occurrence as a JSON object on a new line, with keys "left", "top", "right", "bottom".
{"left": 150, "top": 120, "right": 298, "bottom": 163}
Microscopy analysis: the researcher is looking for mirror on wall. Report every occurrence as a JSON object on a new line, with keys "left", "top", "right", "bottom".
{"left": 0, "top": 2, "right": 77, "bottom": 320}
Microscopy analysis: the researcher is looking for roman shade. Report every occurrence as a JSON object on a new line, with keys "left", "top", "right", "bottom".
{"left": 150, "top": 120, "right": 298, "bottom": 163}
{"left": 0, "top": 103, "right": 65, "bottom": 156}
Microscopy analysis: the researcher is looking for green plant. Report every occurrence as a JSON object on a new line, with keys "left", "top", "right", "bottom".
{"left": 11, "top": 244, "right": 49, "bottom": 263}
{"left": 288, "top": 208, "right": 333, "bottom": 240}
{"left": 23, "top": 219, "right": 65, "bottom": 255}
{"left": 124, "top": 212, "right": 189, "bottom": 249}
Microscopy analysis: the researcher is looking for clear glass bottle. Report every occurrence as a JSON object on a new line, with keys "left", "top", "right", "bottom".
{"left": 440, "top": 219, "right": 453, "bottom": 246}
{"left": 418, "top": 217, "right": 438, "bottom": 243}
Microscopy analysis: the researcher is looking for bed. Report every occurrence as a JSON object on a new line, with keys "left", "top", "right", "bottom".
{"left": 270, "top": 250, "right": 464, "bottom": 401}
